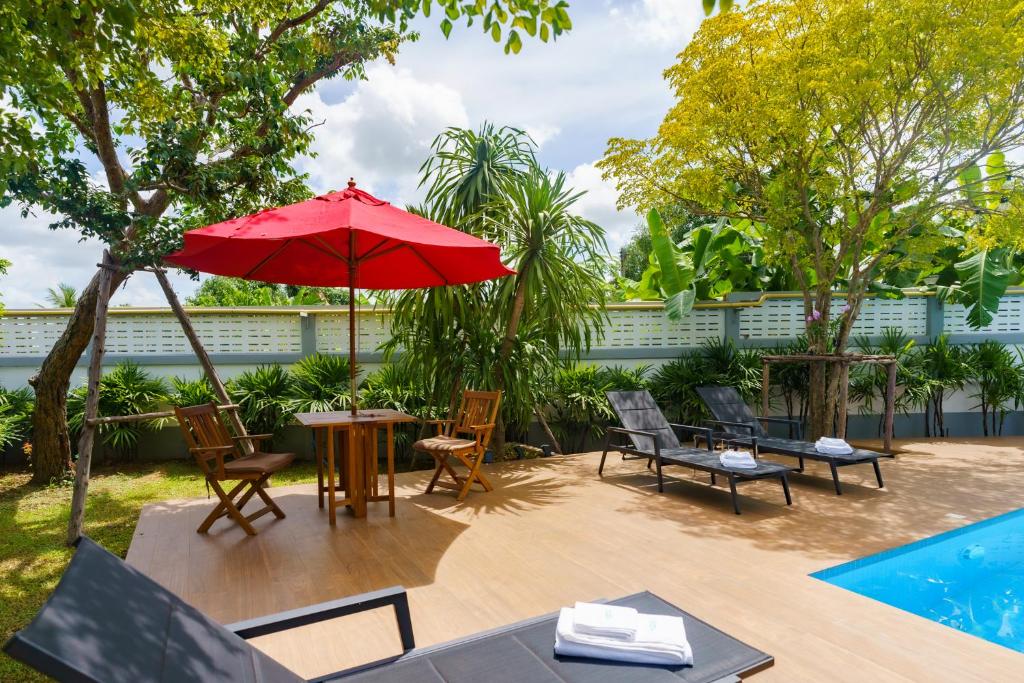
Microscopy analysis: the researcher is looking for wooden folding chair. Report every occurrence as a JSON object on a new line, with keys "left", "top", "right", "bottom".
{"left": 414, "top": 390, "right": 502, "bottom": 501}
{"left": 175, "top": 403, "right": 295, "bottom": 536}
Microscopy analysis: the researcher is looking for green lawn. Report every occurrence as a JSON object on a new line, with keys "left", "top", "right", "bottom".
{"left": 0, "top": 460, "right": 319, "bottom": 682}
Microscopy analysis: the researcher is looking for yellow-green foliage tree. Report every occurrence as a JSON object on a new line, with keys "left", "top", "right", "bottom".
{"left": 601, "top": 0, "right": 1024, "bottom": 438}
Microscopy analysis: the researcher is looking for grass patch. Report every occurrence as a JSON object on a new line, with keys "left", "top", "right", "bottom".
{"left": 0, "top": 460, "right": 317, "bottom": 682}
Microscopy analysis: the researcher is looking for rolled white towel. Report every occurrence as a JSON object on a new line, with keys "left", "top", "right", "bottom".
{"left": 573, "top": 602, "right": 638, "bottom": 641}
{"left": 554, "top": 607, "right": 693, "bottom": 666}
{"left": 815, "top": 437, "right": 853, "bottom": 455}
{"left": 719, "top": 449, "right": 757, "bottom": 469}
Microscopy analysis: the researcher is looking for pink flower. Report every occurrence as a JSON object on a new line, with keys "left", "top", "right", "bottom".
{"left": 806, "top": 309, "right": 822, "bottom": 323}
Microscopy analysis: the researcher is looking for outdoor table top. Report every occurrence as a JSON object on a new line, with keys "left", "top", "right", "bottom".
{"left": 293, "top": 409, "right": 418, "bottom": 427}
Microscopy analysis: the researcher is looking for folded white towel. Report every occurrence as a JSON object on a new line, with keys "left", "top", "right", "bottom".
{"left": 573, "top": 602, "right": 639, "bottom": 641}
{"left": 815, "top": 437, "right": 853, "bottom": 455}
{"left": 719, "top": 449, "right": 757, "bottom": 469}
{"left": 554, "top": 607, "right": 693, "bottom": 666}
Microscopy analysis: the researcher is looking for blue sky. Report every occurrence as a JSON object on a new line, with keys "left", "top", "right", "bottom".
{"left": 0, "top": 1, "right": 705, "bottom": 308}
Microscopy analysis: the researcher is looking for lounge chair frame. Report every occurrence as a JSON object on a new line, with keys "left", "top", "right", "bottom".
{"left": 602, "top": 391, "right": 794, "bottom": 515}
{"left": 696, "top": 386, "right": 887, "bottom": 495}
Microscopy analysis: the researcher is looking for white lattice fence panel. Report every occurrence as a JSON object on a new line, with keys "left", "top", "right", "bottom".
{"left": 601, "top": 307, "right": 724, "bottom": 348}
{"left": 315, "top": 311, "right": 392, "bottom": 354}
{"left": 850, "top": 298, "right": 928, "bottom": 336}
{"left": 104, "top": 313, "right": 303, "bottom": 354}
{"left": 0, "top": 314, "right": 72, "bottom": 356}
{"left": 944, "top": 294, "right": 1024, "bottom": 334}
{"left": 738, "top": 299, "right": 805, "bottom": 340}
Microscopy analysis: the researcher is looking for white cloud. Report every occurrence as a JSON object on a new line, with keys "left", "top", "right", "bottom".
{"left": 295, "top": 65, "right": 469, "bottom": 204}
{"left": 615, "top": 0, "right": 705, "bottom": 47}
{"left": 565, "top": 161, "right": 639, "bottom": 254}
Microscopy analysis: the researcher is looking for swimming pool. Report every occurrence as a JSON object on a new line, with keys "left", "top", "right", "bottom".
{"left": 812, "top": 508, "right": 1024, "bottom": 653}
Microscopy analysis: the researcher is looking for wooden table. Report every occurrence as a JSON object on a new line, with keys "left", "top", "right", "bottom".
{"left": 294, "top": 409, "right": 417, "bottom": 525}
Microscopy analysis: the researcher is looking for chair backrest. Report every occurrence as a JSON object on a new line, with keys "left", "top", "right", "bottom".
{"left": 175, "top": 403, "right": 239, "bottom": 476}
{"left": 3, "top": 536, "right": 303, "bottom": 683}
{"left": 606, "top": 390, "right": 680, "bottom": 453}
{"left": 450, "top": 390, "right": 502, "bottom": 447}
{"left": 695, "top": 386, "right": 766, "bottom": 436}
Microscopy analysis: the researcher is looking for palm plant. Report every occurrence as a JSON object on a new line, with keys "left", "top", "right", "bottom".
{"left": 920, "top": 335, "right": 970, "bottom": 436}
{"left": 546, "top": 364, "right": 651, "bottom": 453}
{"left": 168, "top": 376, "right": 218, "bottom": 408}
{"left": 67, "top": 362, "right": 169, "bottom": 460}
{"left": 288, "top": 353, "right": 356, "bottom": 414}
{"left": 484, "top": 166, "right": 609, "bottom": 454}
{"left": 648, "top": 352, "right": 711, "bottom": 425}
{"left": 228, "top": 365, "right": 294, "bottom": 437}
{"left": 391, "top": 124, "right": 610, "bottom": 456}
{"left": 850, "top": 329, "right": 932, "bottom": 437}
{"left": 420, "top": 122, "right": 535, "bottom": 224}
{"left": 0, "top": 386, "right": 34, "bottom": 451}
{"left": 43, "top": 283, "right": 78, "bottom": 308}
{"left": 967, "top": 341, "right": 1023, "bottom": 436}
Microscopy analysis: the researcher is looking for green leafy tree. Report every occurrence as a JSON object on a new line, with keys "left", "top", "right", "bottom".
{"left": 0, "top": 258, "right": 9, "bottom": 313}
{"left": 1, "top": 1, "right": 569, "bottom": 483}
{"left": 601, "top": 0, "right": 1024, "bottom": 438}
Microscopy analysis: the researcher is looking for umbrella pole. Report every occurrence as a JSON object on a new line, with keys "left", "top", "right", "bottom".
{"left": 350, "top": 230, "right": 358, "bottom": 416}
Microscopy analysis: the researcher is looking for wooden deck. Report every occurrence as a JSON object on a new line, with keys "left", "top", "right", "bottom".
{"left": 127, "top": 437, "right": 1024, "bottom": 681}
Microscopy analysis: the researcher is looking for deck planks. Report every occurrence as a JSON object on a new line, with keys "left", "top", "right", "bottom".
{"left": 126, "top": 437, "right": 1024, "bottom": 682}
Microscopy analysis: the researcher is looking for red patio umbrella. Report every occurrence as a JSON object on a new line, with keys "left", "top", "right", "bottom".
{"left": 166, "top": 180, "right": 514, "bottom": 414}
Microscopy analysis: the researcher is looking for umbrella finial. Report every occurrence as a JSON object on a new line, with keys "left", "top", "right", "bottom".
{"left": 347, "top": 178, "right": 356, "bottom": 189}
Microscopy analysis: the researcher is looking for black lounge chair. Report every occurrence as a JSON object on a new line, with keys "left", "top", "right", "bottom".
{"left": 602, "top": 390, "right": 794, "bottom": 514}
{"left": 696, "top": 386, "right": 887, "bottom": 495}
{"left": 5, "top": 537, "right": 774, "bottom": 683}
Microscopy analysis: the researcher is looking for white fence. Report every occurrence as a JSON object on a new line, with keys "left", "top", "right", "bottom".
{"left": 1, "top": 292, "right": 1022, "bottom": 364}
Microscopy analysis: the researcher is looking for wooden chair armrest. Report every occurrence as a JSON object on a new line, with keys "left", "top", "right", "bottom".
{"left": 233, "top": 433, "right": 272, "bottom": 443}
{"left": 190, "top": 445, "right": 235, "bottom": 453}
{"left": 189, "top": 445, "right": 234, "bottom": 479}
{"left": 226, "top": 585, "right": 414, "bottom": 653}
{"left": 423, "top": 418, "right": 455, "bottom": 435}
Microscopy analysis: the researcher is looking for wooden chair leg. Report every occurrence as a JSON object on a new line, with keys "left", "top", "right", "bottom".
{"left": 253, "top": 475, "right": 286, "bottom": 519}
{"left": 199, "top": 480, "right": 257, "bottom": 535}
{"left": 425, "top": 453, "right": 446, "bottom": 493}
{"left": 197, "top": 480, "right": 247, "bottom": 533}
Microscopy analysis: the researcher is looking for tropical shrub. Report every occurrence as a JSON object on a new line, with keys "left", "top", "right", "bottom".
{"left": 920, "top": 335, "right": 971, "bottom": 437}
{"left": 288, "top": 353, "right": 356, "bottom": 414}
{"left": 228, "top": 365, "right": 294, "bottom": 437}
{"left": 546, "top": 364, "right": 650, "bottom": 453}
{"left": 966, "top": 341, "right": 1024, "bottom": 436}
{"left": 850, "top": 329, "right": 934, "bottom": 437}
{"left": 67, "top": 362, "right": 169, "bottom": 460}
{"left": 168, "top": 376, "right": 218, "bottom": 408}
{"left": 0, "top": 386, "right": 34, "bottom": 451}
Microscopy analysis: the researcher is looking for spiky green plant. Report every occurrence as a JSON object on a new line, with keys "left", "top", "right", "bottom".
{"left": 228, "top": 365, "right": 294, "bottom": 437}
{"left": 168, "top": 376, "right": 218, "bottom": 408}
{"left": 288, "top": 353, "right": 356, "bottom": 414}
{"left": 0, "top": 386, "right": 34, "bottom": 450}
{"left": 67, "top": 362, "right": 169, "bottom": 459}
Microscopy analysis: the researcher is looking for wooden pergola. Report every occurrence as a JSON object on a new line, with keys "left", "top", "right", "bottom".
{"left": 760, "top": 353, "right": 897, "bottom": 453}
{"left": 67, "top": 251, "right": 254, "bottom": 544}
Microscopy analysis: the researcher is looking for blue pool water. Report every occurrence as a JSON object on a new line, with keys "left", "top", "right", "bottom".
{"left": 812, "top": 508, "right": 1024, "bottom": 653}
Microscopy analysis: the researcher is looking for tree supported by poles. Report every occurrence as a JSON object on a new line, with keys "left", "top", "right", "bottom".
{"left": 760, "top": 353, "right": 898, "bottom": 454}
{"left": 65, "top": 264, "right": 250, "bottom": 545}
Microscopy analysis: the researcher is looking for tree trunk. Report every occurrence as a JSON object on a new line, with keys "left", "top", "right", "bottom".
{"left": 491, "top": 267, "right": 531, "bottom": 458}
{"left": 28, "top": 264, "right": 129, "bottom": 484}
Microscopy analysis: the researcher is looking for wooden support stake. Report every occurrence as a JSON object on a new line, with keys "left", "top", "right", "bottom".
{"left": 66, "top": 251, "right": 113, "bottom": 545}
{"left": 154, "top": 269, "right": 253, "bottom": 453}
{"left": 837, "top": 362, "right": 850, "bottom": 439}
{"left": 883, "top": 361, "right": 897, "bottom": 454}
{"left": 761, "top": 361, "right": 770, "bottom": 418}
